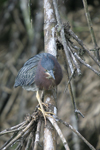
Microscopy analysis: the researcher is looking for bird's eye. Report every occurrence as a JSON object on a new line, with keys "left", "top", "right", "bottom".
{"left": 53, "top": 69, "right": 55, "bottom": 72}
{"left": 45, "top": 69, "right": 48, "bottom": 72}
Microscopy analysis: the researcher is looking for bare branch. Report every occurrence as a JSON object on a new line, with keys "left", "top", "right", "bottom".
{"left": 43, "top": 0, "right": 57, "bottom": 149}
{"left": 0, "top": 121, "right": 26, "bottom": 135}
{"left": 53, "top": 0, "right": 74, "bottom": 74}
{"left": 69, "top": 29, "right": 100, "bottom": 67}
{"left": 25, "top": 133, "right": 32, "bottom": 150}
{"left": 55, "top": 116, "right": 96, "bottom": 150}
{"left": 82, "top": 0, "right": 100, "bottom": 60}
{"left": 33, "top": 120, "right": 42, "bottom": 150}
{"left": 72, "top": 49, "right": 100, "bottom": 76}
{"left": 48, "top": 117, "right": 70, "bottom": 150}
{"left": 63, "top": 53, "right": 84, "bottom": 118}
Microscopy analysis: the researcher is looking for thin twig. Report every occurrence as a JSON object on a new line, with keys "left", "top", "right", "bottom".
{"left": 71, "top": 49, "right": 100, "bottom": 76}
{"left": 82, "top": 0, "right": 100, "bottom": 60}
{"left": 64, "top": 55, "right": 84, "bottom": 118}
{"left": 2, "top": 119, "right": 35, "bottom": 150}
{"left": 56, "top": 117, "right": 96, "bottom": 150}
{"left": 0, "top": 132, "right": 18, "bottom": 150}
{"left": 69, "top": 29, "right": 100, "bottom": 67}
{"left": 64, "top": 68, "right": 76, "bottom": 92}
{"left": 53, "top": 0, "right": 74, "bottom": 74}
{"left": 0, "top": 121, "right": 26, "bottom": 135}
{"left": 15, "top": 144, "right": 21, "bottom": 150}
{"left": 25, "top": 133, "right": 32, "bottom": 150}
{"left": 68, "top": 41, "right": 81, "bottom": 75}
{"left": 71, "top": 43, "right": 84, "bottom": 55}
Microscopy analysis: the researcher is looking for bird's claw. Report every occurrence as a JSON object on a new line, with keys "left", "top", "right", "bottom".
{"left": 36, "top": 91, "right": 55, "bottom": 125}
{"left": 38, "top": 107, "right": 55, "bottom": 125}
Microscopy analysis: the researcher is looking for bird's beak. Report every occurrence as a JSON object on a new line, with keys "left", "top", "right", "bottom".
{"left": 46, "top": 70, "right": 55, "bottom": 79}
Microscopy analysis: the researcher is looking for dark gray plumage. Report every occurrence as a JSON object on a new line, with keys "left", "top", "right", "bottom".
{"left": 14, "top": 53, "right": 63, "bottom": 91}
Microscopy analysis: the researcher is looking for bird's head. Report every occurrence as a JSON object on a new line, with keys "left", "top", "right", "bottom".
{"left": 41, "top": 55, "right": 55, "bottom": 80}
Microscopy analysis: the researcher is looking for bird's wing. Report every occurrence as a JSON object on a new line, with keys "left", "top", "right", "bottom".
{"left": 14, "top": 53, "right": 45, "bottom": 87}
{"left": 23, "top": 53, "right": 45, "bottom": 67}
{"left": 14, "top": 66, "right": 36, "bottom": 87}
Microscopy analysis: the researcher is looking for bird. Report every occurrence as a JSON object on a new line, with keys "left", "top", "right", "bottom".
{"left": 14, "top": 53, "right": 63, "bottom": 123}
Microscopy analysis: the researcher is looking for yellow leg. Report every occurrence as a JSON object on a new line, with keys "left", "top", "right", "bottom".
{"left": 37, "top": 103, "right": 48, "bottom": 108}
{"left": 38, "top": 108, "right": 55, "bottom": 121}
{"left": 42, "top": 103, "right": 48, "bottom": 108}
{"left": 36, "top": 91, "right": 47, "bottom": 125}
{"left": 36, "top": 91, "right": 55, "bottom": 125}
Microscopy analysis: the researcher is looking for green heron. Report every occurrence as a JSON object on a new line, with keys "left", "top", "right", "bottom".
{"left": 14, "top": 53, "right": 63, "bottom": 123}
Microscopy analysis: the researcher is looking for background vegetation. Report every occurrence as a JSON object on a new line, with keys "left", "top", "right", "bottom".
{"left": 0, "top": 0, "right": 100, "bottom": 149}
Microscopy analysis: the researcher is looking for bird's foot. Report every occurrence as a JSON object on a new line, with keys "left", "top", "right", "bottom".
{"left": 42, "top": 102, "right": 48, "bottom": 108}
{"left": 38, "top": 107, "right": 55, "bottom": 124}
{"left": 36, "top": 91, "right": 55, "bottom": 125}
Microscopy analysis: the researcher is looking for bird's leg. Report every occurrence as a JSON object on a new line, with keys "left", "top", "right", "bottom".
{"left": 36, "top": 91, "right": 47, "bottom": 125}
{"left": 37, "top": 103, "right": 48, "bottom": 108}
{"left": 36, "top": 91, "right": 55, "bottom": 125}
{"left": 42, "top": 103, "right": 48, "bottom": 108}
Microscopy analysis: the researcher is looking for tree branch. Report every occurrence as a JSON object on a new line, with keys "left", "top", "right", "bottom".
{"left": 82, "top": 0, "right": 100, "bottom": 60}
